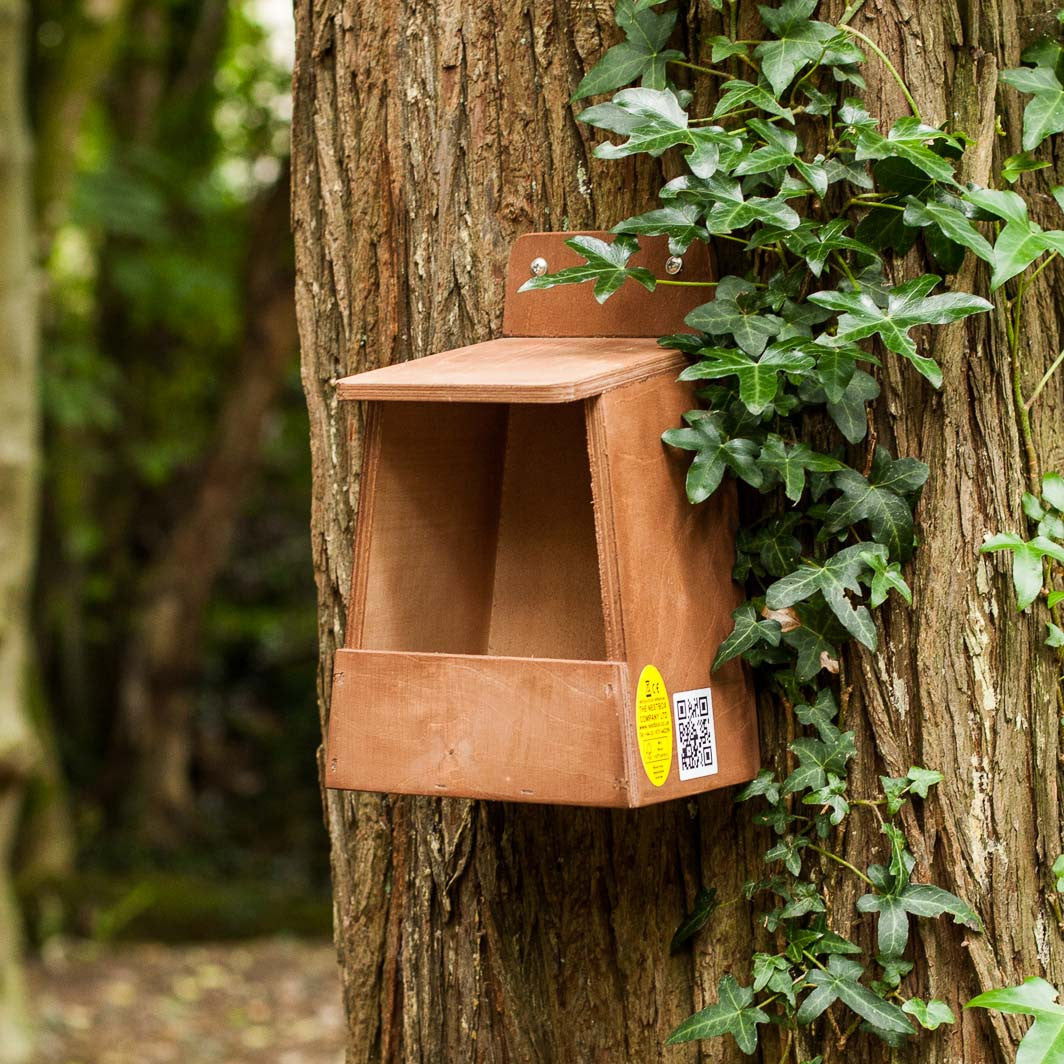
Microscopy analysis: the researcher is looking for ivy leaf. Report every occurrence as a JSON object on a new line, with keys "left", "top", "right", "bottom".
{"left": 980, "top": 533, "right": 1064, "bottom": 610}
{"left": 708, "top": 35, "right": 749, "bottom": 62}
{"left": 754, "top": 0, "right": 843, "bottom": 96}
{"left": 798, "top": 955, "right": 913, "bottom": 1035}
{"left": 1001, "top": 65, "right": 1064, "bottom": 152}
{"left": 825, "top": 368, "right": 880, "bottom": 442}
{"left": 902, "top": 998, "right": 955, "bottom": 1031}
{"left": 572, "top": 1, "right": 680, "bottom": 99}
{"left": 766, "top": 543, "right": 881, "bottom": 648}
{"left": 589, "top": 88, "right": 692, "bottom": 159}
{"left": 612, "top": 203, "right": 708, "bottom": 254}
{"left": 666, "top": 975, "right": 770, "bottom": 1052}
{"left": 826, "top": 449, "right": 928, "bottom": 560}
{"left": 707, "top": 194, "right": 803, "bottom": 235}
{"left": 906, "top": 766, "right": 944, "bottom": 797}
{"left": 737, "top": 769, "right": 782, "bottom": 806}
{"left": 686, "top": 277, "right": 785, "bottom": 356}
{"left": 517, "top": 234, "right": 655, "bottom": 303}
{"left": 1048, "top": 622, "right": 1064, "bottom": 647}
{"left": 860, "top": 548, "right": 913, "bottom": 606}
{"left": 963, "top": 187, "right": 1060, "bottom": 290}
{"left": 902, "top": 197, "right": 994, "bottom": 263}
{"left": 857, "top": 892, "right": 910, "bottom": 956}
{"left": 662, "top": 411, "right": 763, "bottom": 503}
{"left": 670, "top": 887, "right": 719, "bottom": 953}
{"left": 681, "top": 348, "right": 815, "bottom": 414}
{"left": 809, "top": 275, "right": 992, "bottom": 388}
{"left": 967, "top": 977, "right": 1064, "bottom": 1064}
{"left": 850, "top": 117, "right": 960, "bottom": 186}
{"left": 713, "top": 601, "right": 782, "bottom": 670}
{"left": 1043, "top": 471, "right": 1064, "bottom": 511}
{"left": 758, "top": 434, "right": 844, "bottom": 501}
{"left": 1002, "top": 151, "right": 1051, "bottom": 183}
{"left": 713, "top": 79, "right": 796, "bottom": 123}
{"left": 781, "top": 600, "right": 844, "bottom": 680}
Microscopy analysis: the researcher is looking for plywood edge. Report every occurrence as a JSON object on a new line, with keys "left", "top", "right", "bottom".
{"left": 335, "top": 338, "right": 687, "bottom": 404}
{"left": 327, "top": 649, "right": 633, "bottom": 806}
{"left": 345, "top": 402, "right": 383, "bottom": 647}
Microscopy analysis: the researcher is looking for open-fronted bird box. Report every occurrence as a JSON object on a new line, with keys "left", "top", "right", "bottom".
{"left": 326, "top": 232, "right": 759, "bottom": 807}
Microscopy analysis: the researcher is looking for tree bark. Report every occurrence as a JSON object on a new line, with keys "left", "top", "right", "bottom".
{"left": 118, "top": 167, "right": 298, "bottom": 838}
{"left": 293, "top": 2, "right": 1064, "bottom": 1061}
{"left": 0, "top": 0, "right": 41, "bottom": 1057}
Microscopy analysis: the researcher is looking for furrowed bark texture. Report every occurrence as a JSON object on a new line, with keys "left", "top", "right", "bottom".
{"left": 293, "top": 1, "right": 1064, "bottom": 1061}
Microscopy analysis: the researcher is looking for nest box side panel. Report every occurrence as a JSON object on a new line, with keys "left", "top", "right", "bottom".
{"left": 502, "top": 232, "right": 715, "bottom": 339}
{"left": 354, "top": 401, "right": 507, "bottom": 655}
{"left": 589, "top": 374, "right": 760, "bottom": 807}
{"left": 487, "top": 403, "right": 607, "bottom": 661}
{"left": 327, "top": 649, "right": 630, "bottom": 805}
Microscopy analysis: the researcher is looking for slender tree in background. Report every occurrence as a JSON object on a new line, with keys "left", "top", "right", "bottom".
{"left": 294, "top": 2, "right": 1064, "bottom": 1061}
{"left": 0, "top": 0, "right": 40, "bottom": 1056}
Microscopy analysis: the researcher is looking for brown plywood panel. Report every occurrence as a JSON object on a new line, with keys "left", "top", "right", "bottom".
{"left": 502, "top": 231, "right": 716, "bottom": 338}
{"left": 336, "top": 337, "right": 685, "bottom": 404}
{"left": 487, "top": 403, "right": 606, "bottom": 660}
{"left": 328, "top": 649, "right": 630, "bottom": 805}
{"left": 358, "top": 402, "right": 507, "bottom": 654}
{"left": 589, "top": 377, "right": 759, "bottom": 805}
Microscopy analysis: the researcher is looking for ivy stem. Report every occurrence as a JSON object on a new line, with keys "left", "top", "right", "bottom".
{"left": 838, "top": 25, "right": 922, "bottom": 121}
{"left": 1025, "top": 349, "right": 1064, "bottom": 410}
{"left": 839, "top": 0, "right": 868, "bottom": 25}
{"left": 1008, "top": 288, "right": 1042, "bottom": 495}
{"left": 654, "top": 279, "right": 720, "bottom": 287}
{"left": 669, "top": 58, "right": 735, "bottom": 79}
{"left": 808, "top": 844, "right": 875, "bottom": 886}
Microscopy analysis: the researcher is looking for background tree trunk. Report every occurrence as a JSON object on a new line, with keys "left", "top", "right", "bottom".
{"left": 293, "top": 1, "right": 1064, "bottom": 1061}
{"left": 0, "top": 0, "right": 41, "bottom": 1057}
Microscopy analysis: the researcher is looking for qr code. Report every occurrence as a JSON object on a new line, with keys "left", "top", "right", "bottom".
{"left": 672, "top": 687, "right": 718, "bottom": 781}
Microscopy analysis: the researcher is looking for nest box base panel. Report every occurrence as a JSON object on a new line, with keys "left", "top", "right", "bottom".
{"left": 325, "top": 232, "right": 760, "bottom": 807}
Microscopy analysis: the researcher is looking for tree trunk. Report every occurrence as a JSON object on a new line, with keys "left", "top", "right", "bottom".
{"left": 292, "top": 2, "right": 1064, "bottom": 1061}
{"left": 0, "top": 0, "right": 41, "bottom": 1057}
{"left": 118, "top": 167, "right": 298, "bottom": 839}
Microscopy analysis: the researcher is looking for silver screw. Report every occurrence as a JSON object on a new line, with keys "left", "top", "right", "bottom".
{"left": 530, "top": 256, "right": 548, "bottom": 276}
{"left": 665, "top": 255, "right": 683, "bottom": 275}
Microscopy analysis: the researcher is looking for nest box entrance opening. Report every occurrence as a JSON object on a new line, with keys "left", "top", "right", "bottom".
{"left": 356, "top": 400, "right": 606, "bottom": 662}
{"left": 327, "top": 231, "right": 761, "bottom": 808}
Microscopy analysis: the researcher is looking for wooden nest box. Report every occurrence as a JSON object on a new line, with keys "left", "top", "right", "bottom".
{"left": 327, "top": 232, "right": 759, "bottom": 807}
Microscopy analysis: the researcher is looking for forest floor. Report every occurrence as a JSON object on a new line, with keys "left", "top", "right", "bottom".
{"left": 26, "top": 937, "right": 344, "bottom": 1064}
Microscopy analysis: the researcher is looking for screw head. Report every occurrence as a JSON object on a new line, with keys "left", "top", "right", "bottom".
{"left": 665, "top": 255, "right": 683, "bottom": 275}
{"left": 530, "top": 256, "right": 548, "bottom": 277}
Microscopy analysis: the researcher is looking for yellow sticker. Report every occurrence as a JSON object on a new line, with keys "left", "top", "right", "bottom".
{"left": 635, "top": 665, "right": 673, "bottom": 787}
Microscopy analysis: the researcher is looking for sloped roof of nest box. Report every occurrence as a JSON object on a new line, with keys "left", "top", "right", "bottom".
{"left": 335, "top": 232, "right": 714, "bottom": 404}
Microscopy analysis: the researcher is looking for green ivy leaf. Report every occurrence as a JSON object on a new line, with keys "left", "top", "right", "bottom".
{"left": 810, "top": 275, "right": 992, "bottom": 388}
{"left": 755, "top": 0, "right": 846, "bottom": 96}
{"left": 712, "top": 79, "right": 796, "bottom": 123}
{"left": 758, "top": 434, "right": 844, "bottom": 501}
{"left": 797, "top": 955, "right": 913, "bottom": 1035}
{"left": 662, "top": 411, "right": 764, "bottom": 503}
{"left": 1001, "top": 64, "right": 1064, "bottom": 152}
{"left": 713, "top": 601, "right": 782, "bottom": 670}
{"left": 572, "top": 2, "right": 680, "bottom": 100}
{"left": 825, "top": 368, "right": 880, "bottom": 443}
{"left": 849, "top": 117, "right": 960, "bottom": 186}
{"left": 963, "top": 187, "right": 1062, "bottom": 290}
{"left": 737, "top": 769, "right": 782, "bottom": 805}
{"left": 686, "top": 277, "right": 785, "bottom": 356}
{"left": 906, "top": 766, "right": 944, "bottom": 797}
{"left": 1048, "top": 622, "right": 1064, "bottom": 647}
{"left": 967, "top": 977, "right": 1064, "bottom": 1064}
{"left": 666, "top": 975, "right": 770, "bottom": 1052}
{"left": 902, "top": 998, "right": 956, "bottom": 1030}
{"left": 612, "top": 203, "right": 708, "bottom": 254}
{"left": 670, "top": 887, "right": 719, "bottom": 953}
{"left": 781, "top": 600, "right": 844, "bottom": 680}
{"left": 825, "top": 449, "right": 928, "bottom": 560}
{"left": 681, "top": 348, "right": 814, "bottom": 414}
{"left": 902, "top": 197, "right": 994, "bottom": 263}
{"left": 1043, "top": 472, "right": 1064, "bottom": 511}
{"left": 1002, "top": 151, "right": 1052, "bottom": 183}
{"left": 860, "top": 548, "right": 913, "bottom": 606}
{"left": 517, "top": 234, "right": 655, "bottom": 303}
{"left": 980, "top": 532, "right": 1064, "bottom": 610}
{"left": 766, "top": 543, "right": 882, "bottom": 649}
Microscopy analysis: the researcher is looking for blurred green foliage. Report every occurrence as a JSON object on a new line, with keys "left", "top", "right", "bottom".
{"left": 26, "top": 0, "right": 325, "bottom": 928}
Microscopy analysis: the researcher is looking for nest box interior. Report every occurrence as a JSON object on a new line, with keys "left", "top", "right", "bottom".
{"left": 327, "top": 232, "right": 760, "bottom": 807}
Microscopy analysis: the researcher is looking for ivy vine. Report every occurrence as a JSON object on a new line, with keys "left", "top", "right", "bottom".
{"left": 520, "top": 0, "right": 1064, "bottom": 1058}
